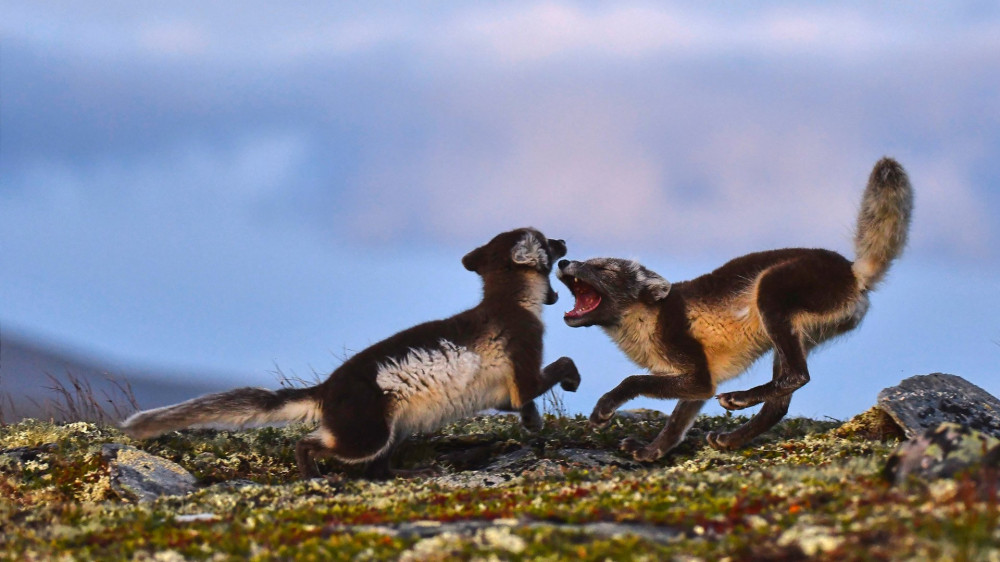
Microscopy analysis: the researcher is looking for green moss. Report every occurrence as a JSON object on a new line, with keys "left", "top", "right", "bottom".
{"left": 834, "top": 406, "right": 905, "bottom": 441}
{"left": 2, "top": 413, "right": 999, "bottom": 559}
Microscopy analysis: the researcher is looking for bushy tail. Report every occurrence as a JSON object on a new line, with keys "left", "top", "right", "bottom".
{"left": 120, "top": 386, "right": 321, "bottom": 439}
{"left": 852, "top": 157, "right": 914, "bottom": 290}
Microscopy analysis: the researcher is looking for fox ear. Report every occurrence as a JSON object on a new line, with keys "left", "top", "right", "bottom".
{"left": 511, "top": 233, "right": 548, "bottom": 269}
{"left": 462, "top": 246, "right": 486, "bottom": 272}
{"left": 548, "top": 238, "right": 567, "bottom": 260}
{"left": 637, "top": 268, "right": 671, "bottom": 304}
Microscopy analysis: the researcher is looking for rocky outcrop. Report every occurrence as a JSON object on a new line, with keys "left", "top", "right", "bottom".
{"left": 877, "top": 374, "right": 1000, "bottom": 487}
{"left": 877, "top": 373, "right": 1000, "bottom": 439}
{"left": 882, "top": 422, "right": 1000, "bottom": 485}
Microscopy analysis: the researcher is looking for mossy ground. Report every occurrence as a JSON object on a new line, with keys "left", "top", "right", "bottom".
{"left": 2, "top": 411, "right": 998, "bottom": 560}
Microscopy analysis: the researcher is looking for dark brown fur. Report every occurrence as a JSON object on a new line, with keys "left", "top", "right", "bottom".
{"left": 558, "top": 158, "right": 913, "bottom": 461}
{"left": 122, "top": 228, "right": 580, "bottom": 479}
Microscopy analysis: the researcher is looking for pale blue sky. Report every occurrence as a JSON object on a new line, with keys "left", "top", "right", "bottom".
{"left": 2, "top": 2, "right": 998, "bottom": 419}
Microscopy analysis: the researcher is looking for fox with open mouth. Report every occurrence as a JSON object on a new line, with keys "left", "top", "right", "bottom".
{"left": 557, "top": 158, "right": 913, "bottom": 461}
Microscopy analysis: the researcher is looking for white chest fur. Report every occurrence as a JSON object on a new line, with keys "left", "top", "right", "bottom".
{"left": 375, "top": 338, "right": 511, "bottom": 437}
{"left": 604, "top": 306, "right": 685, "bottom": 374}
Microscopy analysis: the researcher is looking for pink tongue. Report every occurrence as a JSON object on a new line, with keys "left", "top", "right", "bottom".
{"left": 567, "top": 289, "right": 601, "bottom": 317}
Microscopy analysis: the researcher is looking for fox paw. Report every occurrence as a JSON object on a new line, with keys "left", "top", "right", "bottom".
{"left": 589, "top": 395, "right": 618, "bottom": 428}
{"left": 547, "top": 357, "right": 581, "bottom": 392}
{"left": 588, "top": 408, "right": 615, "bottom": 429}
{"left": 716, "top": 391, "right": 761, "bottom": 411}
{"left": 706, "top": 431, "right": 739, "bottom": 451}
{"left": 560, "top": 369, "right": 581, "bottom": 393}
{"left": 520, "top": 402, "right": 544, "bottom": 432}
{"left": 620, "top": 437, "right": 662, "bottom": 462}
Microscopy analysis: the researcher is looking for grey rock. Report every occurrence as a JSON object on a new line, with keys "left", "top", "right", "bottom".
{"left": 102, "top": 443, "right": 198, "bottom": 503}
{"left": 0, "top": 444, "right": 56, "bottom": 468}
{"left": 877, "top": 373, "right": 1000, "bottom": 439}
{"left": 580, "top": 521, "right": 684, "bottom": 544}
{"left": 338, "top": 519, "right": 500, "bottom": 539}
{"left": 552, "top": 448, "right": 641, "bottom": 470}
{"left": 432, "top": 448, "right": 539, "bottom": 488}
{"left": 883, "top": 422, "right": 1000, "bottom": 485}
{"left": 431, "top": 446, "right": 640, "bottom": 488}
{"left": 174, "top": 513, "right": 220, "bottom": 523}
{"left": 617, "top": 408, "right": 666, "bottom": 419}
{"left": 326, "top": 518, "right": 683, "bottom": 545}
{"left": 210, "top": 478, "right": 262, "bottom": 492}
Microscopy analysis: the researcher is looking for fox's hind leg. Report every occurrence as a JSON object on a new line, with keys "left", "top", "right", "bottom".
{"left": 707, "top": 391, "right": 792, "bottom": 451}
{"left": 294, "top": 408, "right": 396, "bottom": 479}
{"left": 295, "top": 428, "right": 337, "bottom": 479}
{"left": 717, "top": 255, "right": 855, "bottom": 411}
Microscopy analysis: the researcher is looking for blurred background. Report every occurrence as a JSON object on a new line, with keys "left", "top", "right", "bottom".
{"left": 2, "top": 2, "right": 998, "bottom": 422}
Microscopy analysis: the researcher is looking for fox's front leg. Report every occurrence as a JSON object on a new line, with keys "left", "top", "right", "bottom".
{"left": 501, "top": 357, "right": 581, "bottom": 431}
{"left": 512, "top": 357, "right": 581, "bottom": 431}
{"left": 541, "top": 356, "right": 581, "bottom": 392}
{"left": 590, "top": 371, "right": 714, "bottom": 429}
{"left": 517, "top": 400, "right": 544, "bottom": 432}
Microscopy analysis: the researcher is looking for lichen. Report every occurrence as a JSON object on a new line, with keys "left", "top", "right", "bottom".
{"left": 834, "top": 406, "right": 905, "bottom": 441}
{"left": 1, "top": 412, "right": 998, "bottom": 559}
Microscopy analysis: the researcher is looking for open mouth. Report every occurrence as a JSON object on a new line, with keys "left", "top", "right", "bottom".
{"left": 565, "top": 277, "right": 602, "bottom": 318}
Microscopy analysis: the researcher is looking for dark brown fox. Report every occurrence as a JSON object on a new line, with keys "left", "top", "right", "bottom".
{"left": 557, "top": 158, "right": 913, "bottom": 461}
{"left": 122, "top": 228, "right": 580, "bottom": 479}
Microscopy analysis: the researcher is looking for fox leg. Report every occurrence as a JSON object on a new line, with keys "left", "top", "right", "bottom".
{"left": 707, "top": 393, "right": 792, "bottom": 451}
{"left": 717, "top": 265, "right": 817, "bottom": 411}
{"left": 295, "top": 409, "right": 396, "bottom": 480}
{"left": 295, "top": 429, "right": 337, "bottom": 479}
{"left": 621, "top": 398, "right": 706, "bottom": 462}
{"left": 715, "top": 326, "right": 808, "bottom": 411}
{"left": 540, "top": 356, "right": 581, "bottom": 392}
{"left": 590, "top": 371, "right": 714, "bottom": 429}
{"left": 500, "top": 357, "right": 582, "bottom": 431}
{"left": 708, "top": 352, "right": 798, "bottom": 450}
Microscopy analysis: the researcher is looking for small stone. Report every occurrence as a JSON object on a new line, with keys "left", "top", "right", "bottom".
{"left": 174, "top": 513, "right": 219, "bottom": 523}
{"left": 102, "top": 443, "right": 198, "bottom": 503}
{"left": 0, "top": 444, "right": 56, "bottom": 468}
{"left": 430, "top": 446, "right": 639, "bottom": 488}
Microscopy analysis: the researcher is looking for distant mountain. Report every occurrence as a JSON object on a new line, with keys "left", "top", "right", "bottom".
{"left": 0, "top": 329, "right": 233, "bottom": 423}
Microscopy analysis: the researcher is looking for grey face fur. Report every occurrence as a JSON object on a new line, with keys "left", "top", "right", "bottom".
{"left": 557, "top": 257, "right": 671, "bottom": 328}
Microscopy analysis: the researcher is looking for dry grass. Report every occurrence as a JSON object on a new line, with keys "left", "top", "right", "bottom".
{"left": 1, "top": 371, "right": 139, "bottom": 426}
